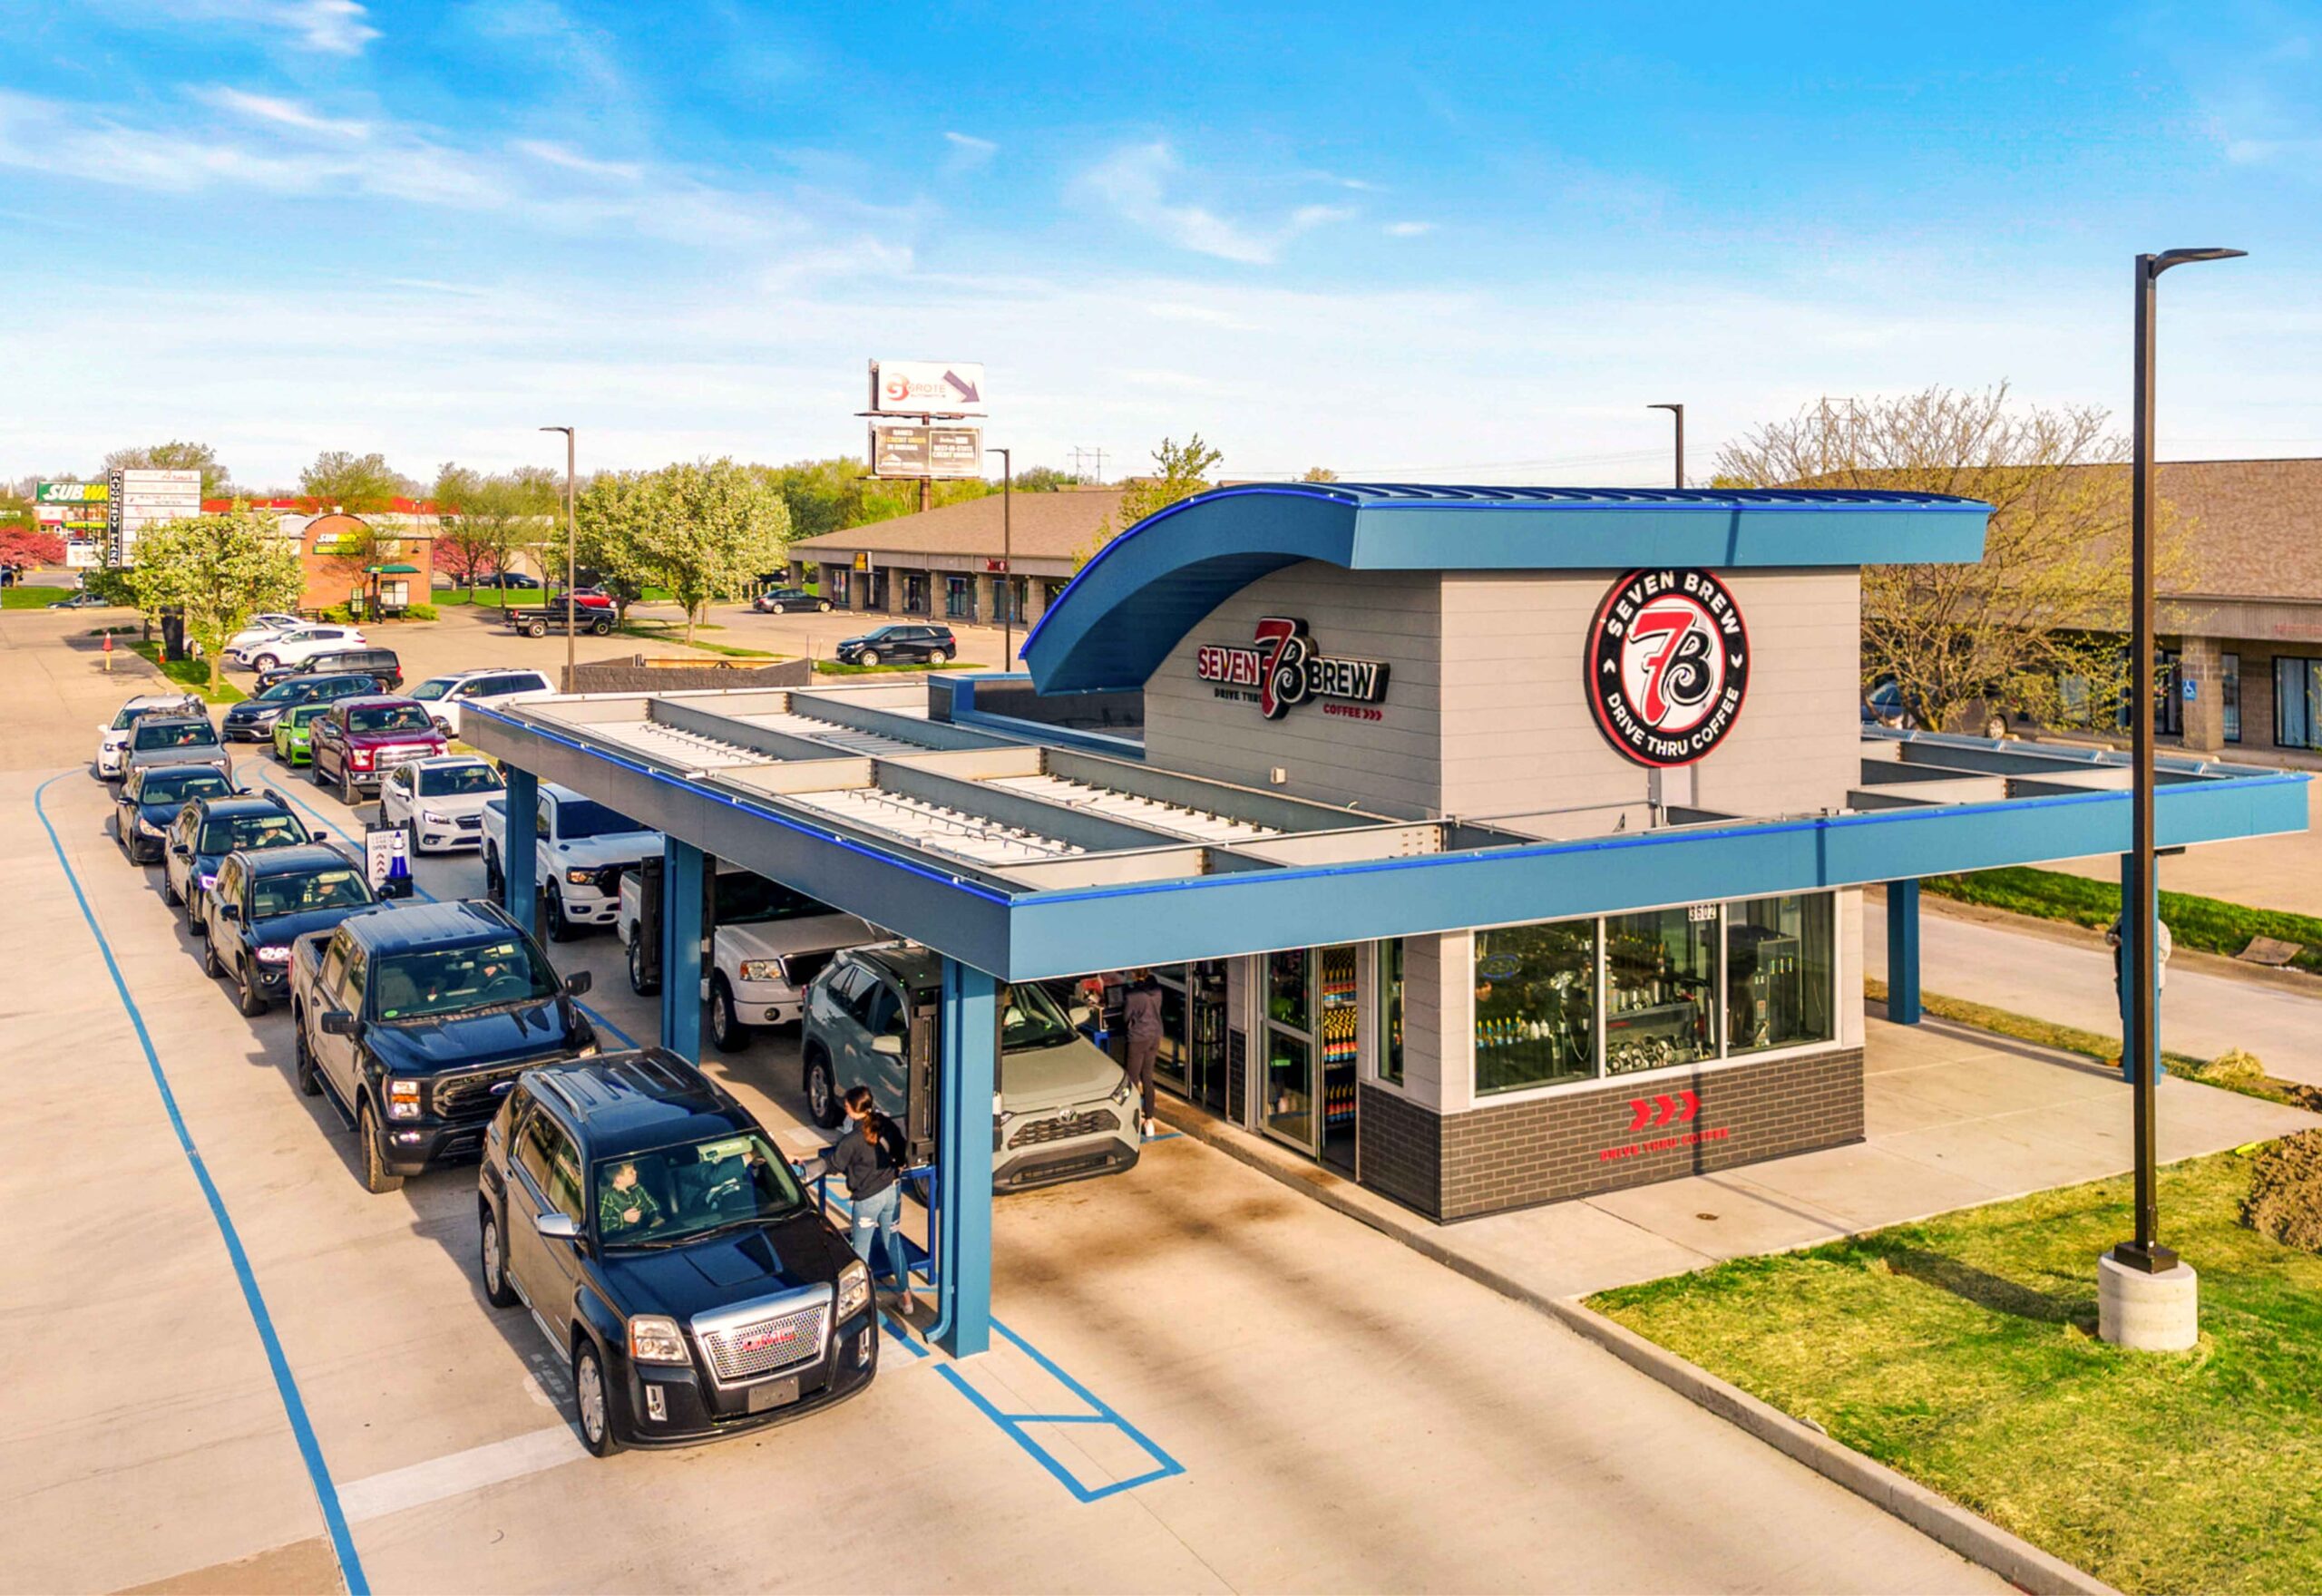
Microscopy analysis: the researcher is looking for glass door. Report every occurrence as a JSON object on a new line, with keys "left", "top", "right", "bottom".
{"left": 1153, "top": 966, "right": 1191, "bottom": 1097}
{"left": 1318, "top": 944, "right": 1361, "bottom": 1175}
{"left": 1187, "top": 960, "right": 1229, "bottom": 1115}
{"left": 1263, "top": 949, "right": 1316, "bottom": 1153}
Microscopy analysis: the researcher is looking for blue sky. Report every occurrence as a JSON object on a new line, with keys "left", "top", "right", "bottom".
{"left": 2, "top": 0, "right": 2318, "bottom": 489}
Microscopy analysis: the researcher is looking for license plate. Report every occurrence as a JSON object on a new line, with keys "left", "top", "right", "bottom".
{"left": 746, "top": 1376, "right": 801, "bottom": 1414}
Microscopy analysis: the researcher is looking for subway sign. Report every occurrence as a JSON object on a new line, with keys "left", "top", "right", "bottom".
{"left": 1195, "top": 616, "right": 1391, "bottom": 720}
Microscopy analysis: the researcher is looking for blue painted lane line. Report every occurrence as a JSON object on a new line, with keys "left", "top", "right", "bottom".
{"left": 35, "top": 774, "right": 371, "bottom": 1595}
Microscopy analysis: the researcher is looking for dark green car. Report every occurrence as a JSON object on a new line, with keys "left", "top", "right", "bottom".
{"left": 272, "top": 702, "right": 332, "bottom": 765}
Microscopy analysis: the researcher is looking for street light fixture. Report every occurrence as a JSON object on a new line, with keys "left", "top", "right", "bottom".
{"left": 991, "top": 447, "right": 1012, "bottom": 664}
{"left": 539, "top": 426, "right": 577, "bottom": 689}
{"left": 1647, "top": 404, "right": 1685, "bottom": 489}
{"left": 2112, "top": 248, "right": 2243, "bottom": 1292}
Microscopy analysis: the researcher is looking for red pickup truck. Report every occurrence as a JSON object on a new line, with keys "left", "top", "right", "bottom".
{"left": 307, "top": 696, "right": 450, "bottom": 803}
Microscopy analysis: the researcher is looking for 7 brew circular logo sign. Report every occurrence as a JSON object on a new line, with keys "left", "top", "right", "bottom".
{"left": 1585, "top": 569, "right": 1750, "bottom": 767}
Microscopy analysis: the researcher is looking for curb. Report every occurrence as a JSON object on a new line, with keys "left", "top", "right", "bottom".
{"left": 1154, "top": 1099, "right": 2123, "bottom": 1596}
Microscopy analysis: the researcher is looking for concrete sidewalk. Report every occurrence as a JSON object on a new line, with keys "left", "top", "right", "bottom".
{"left": 1160, "top": 1015, "right": 2320, "bottom": 1302}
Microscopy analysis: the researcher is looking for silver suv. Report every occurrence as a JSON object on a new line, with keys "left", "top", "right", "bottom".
{"left": 800, "top": 945, "right": 1141, "bottom": 1192}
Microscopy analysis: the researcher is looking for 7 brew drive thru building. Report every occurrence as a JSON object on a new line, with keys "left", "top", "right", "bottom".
{"left": 466, "top": 482, "right": 2307, "bottom": 1356}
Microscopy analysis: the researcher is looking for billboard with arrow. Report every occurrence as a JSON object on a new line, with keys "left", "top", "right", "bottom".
{"left": 869, "top": 358, "right": 987, "bottom": 416}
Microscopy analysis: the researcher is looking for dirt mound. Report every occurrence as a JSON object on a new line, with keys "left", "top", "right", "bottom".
{"left": 2200, "top": 1048, "right": 2268, "bottom": 1088}
{"left": 2241, "top": 1130, "right": 2322, "bottom": 1254}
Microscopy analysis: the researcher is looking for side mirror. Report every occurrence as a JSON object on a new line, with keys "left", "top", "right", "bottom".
{"left": 318, "top": 1008, "right": 357, "bottom": 1036}
{"left": 870, "top": 1034, "right": 904, "bottom": 1057}
{"left": 432, "top": 716, "right": 451, "bottom": 735}
{"left": 219, "top": 903, "right": 240, "bottom": 922}
{"left": 563, "top": 971, "right": 593, "bottom": 998}
{"left": 535, "top": 1212, "right": 582, "bottom": 1241}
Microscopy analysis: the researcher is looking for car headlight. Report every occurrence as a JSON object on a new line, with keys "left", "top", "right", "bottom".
{"left": 1111, "top": 1075, "right": 1136, "bottom": 1106}
{"left": 257, "top": 945, "right": 292, "bottom": 964}
{"left": 628, "top": 1314, "right": 689, "bottom": 1365}
{"left": 137, "top": 816, "right": 166, "bottom": 838}
{"left": 385, "top": 1077, "right": 422, "bottom": 1119}
{"left": 835, "top": 1260, "right": 871, "bottom": 1320}
{"left": 420, "top": 810, "right": 452, "bottom": 826}
{"left": 737, "top": 959, "right": 784, "bottom": 983}
{"left": 565, "top": 867, "right": 596, "bottom": 886}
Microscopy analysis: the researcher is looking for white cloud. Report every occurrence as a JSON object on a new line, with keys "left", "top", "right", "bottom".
{"left": 164, "top": 0, "right": 379, "bottom": 55}
{"left": 942, "top": 131, "right": 997, "bottom": 170}
{"left": 1074, "top": 141, "right": 1355, "bottom": 265}
{"left": 196, "top": 86, "right": 369, "bottom": 139}
{"left": 512, "top": 139, "right": 644, "bottom": 181}
{"left": 1383, "top": 220, "right": 1432, "bottom": 237}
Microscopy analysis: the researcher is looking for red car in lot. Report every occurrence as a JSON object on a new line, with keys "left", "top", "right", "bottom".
{"left": 307, "top": 696, "right": 449, "bottom": 803}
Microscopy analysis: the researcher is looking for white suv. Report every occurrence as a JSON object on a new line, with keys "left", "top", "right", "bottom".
{"left": 407, "top": 668, "right": 557, "bottom": 737}
{"left": 378, "top": 755, "right": 506, "bottom": 852}
{"left": 239, "top": 626, "right": 369, "bottom": 672}
{"left": 224, "top": 616, "right": 307, "bottom": 659}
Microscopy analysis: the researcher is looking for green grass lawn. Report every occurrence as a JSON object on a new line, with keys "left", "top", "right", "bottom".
{"left": 610, "top": 620, "right": 776, "bottom": 657}
{"left": 2, "top": 585, "right": 83, "bottom": 608}
{"left": 1591, "top": 1150, "right": 2322, "bottom": 1596}
{"left": 813, "top": 658, "right": 980, "bottom": 676}
{"left": 126, "top": 639, "right": 246, "bottom": 704}
{"left": 1924, "top": 865, "right": 2322, "bottom": 978}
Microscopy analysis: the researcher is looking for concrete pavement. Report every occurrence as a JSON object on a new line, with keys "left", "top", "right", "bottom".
{"left": 2042, "top": 761, "right": 2322, "bottom": 919}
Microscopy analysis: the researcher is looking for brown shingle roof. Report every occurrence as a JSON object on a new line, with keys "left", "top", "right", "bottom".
{"left": 2148, "top": 459, "right": 2322, "bottom": 601}
{"left": 791, "top": 487, "right": 1126, "bottom": 562}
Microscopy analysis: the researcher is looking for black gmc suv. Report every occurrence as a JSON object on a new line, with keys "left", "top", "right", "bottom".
{"left": 477, "top": 1052, "right": 876, "bottom": 1455}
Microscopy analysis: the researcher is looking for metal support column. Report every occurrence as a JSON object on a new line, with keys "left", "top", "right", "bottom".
{"left": 2114, "top": 852, "right": 2167, "bottom": 1085}
{"left": 502, "top": 766, "right": 538, "bottom": 937}
{"left": 659, "top": 838, "right": 706, "bottom": 1062}
{"left": 1886, "top": 879, "right": 1922, "bottom": 1025}
{"left": 931, "top": 957, "right": 996, "bottom": 1359}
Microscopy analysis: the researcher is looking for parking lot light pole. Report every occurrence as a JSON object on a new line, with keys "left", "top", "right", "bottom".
{"left": 992, "top": 447, "right": 1012, "bottom": 662}
{"left": 540, "top": 426, "right": 577, "bottom": 689}
{"left": 2114, "top": 248, "right": 2243, "bottom": 1282}
{"left": 1648, "top": 403, "right": 1685, "bottom": 488}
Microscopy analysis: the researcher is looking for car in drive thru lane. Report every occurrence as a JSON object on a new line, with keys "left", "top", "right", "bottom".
{"left": 802, "top": 944, "right": 1142, "bottom": 1191}
{"left": 270, "top": 701, "right": 332, "bottom": 766}
{"left": 200, "top": 842, "right": 375, "bottom": 1016}
{"left": 483, "top": 784, "right": 662, "bottom": 941}
{"left": 306, "top": 696, "right": 448, "bottom": 803}
{"left": 406, "top": 667, "right": 556, "bottom": 738}
{"left": 114, "top": 764, "right": 237, "bottom": 865}
{"left": 95, "top": 694, "right": 205, "bottom": 779}
{"left": 222, "top": 670, "right": 377, "bottom": 743}
{"left": 290, "top": 899, "right": 597, "bottom": 1193}
{"left": 162, "top": 791, "right": 312, "bottom": 933}
{"left": 379, "top": 754, "right": 505, "bottom": 852}
{"left": 616, "top": 866, "right": 876, "bottom": 1050}
{"left": 477, "top": 1051, "right": 877, "bottom": 1455}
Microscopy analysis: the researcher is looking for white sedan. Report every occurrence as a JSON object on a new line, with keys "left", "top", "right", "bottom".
{"left": 377, "top": 755, "right": 505, "bottom": 853}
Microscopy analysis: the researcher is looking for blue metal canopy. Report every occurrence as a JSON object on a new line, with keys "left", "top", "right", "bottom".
{"left": 1019, "top": 482, "right": 1993, "bottom": 693}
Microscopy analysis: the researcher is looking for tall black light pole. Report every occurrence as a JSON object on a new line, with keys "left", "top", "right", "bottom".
{"left": 991, "top": 447, "right": 1013, "bottom": 664}
{"left": 1648, "top": 403, "right": 1685, "bottom": 488}
{"left": 2114, "top": 248, "right": 2243, "bottom": 1278}
{"left": 540, "top": 426, "right": 577, "bottom": 689}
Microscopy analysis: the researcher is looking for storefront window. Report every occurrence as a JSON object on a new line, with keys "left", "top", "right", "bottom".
{"left": 1473, "top": 920, "right": 1596, "bottom": 1095}
{"left": 1266, "top": 948, "right": 1309, "bottom": 1033}
{"left": 1605, "top": 907, "right": 1718, "bottom": 1074}
{"left": 945, "top": 575, "right": 975, "bottom": 619}
{"left": 1264, "top": 949, "right": 1313, "bottom": 1149}
{"left": 2222, "top": 653, "right": 2240, "bottom": 744}
{"left": 1724, "top": 894, "right": 1835, "bottom": 1056}
{"left": 1377, "top": 939, "right": 1404, "bottom": 1086}
{"left": 2277, "top": 657, "right": 2318, "bottom": 750}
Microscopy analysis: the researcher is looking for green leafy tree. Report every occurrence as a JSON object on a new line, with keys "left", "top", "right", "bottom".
{"left": 300, "top": 451, "right": 412, "bottom": 514}
{"left": 1300, "top": 465, "right": 1340, "bottom": 482}
{"left": 122, "top": 507, "right": 304, "bottom": 696}
{"left": 105, "top": 441, "right": 234, "bottom": 499}
{"left": 1072, "top": 433, "right": 1222, "bottom": 571}
{"left": 572, "top": 471, "right": 667, "bottom": 621}
{"left": 650, "top": 460, "right": 793, "bottom": 643}
{"left": 1010, "top": 465, "right": 1084, "bottom": 491}
{"left": 433, "top": 463, "right": 558, "bottom": 596}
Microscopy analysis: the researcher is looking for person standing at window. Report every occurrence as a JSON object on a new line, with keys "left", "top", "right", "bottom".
{"left": 805, "top": 1086, "right": 914, "bottom": 1313}
{"left": 1122, "top": 968, "right": 1165, "bottom": 1139}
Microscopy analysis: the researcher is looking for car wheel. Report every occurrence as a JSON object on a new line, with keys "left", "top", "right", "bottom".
{"left": 856, "top": 648, "right": 881, "bottom": 667}
{"left": 340, "top": 767, "right": 360, "bottom": 806}
{"left": 1985, "top": 714, "right": 2007, "bottom": 740}
{"left": 186, "top": 891, "right": 206, "bottom": 936}
{"left": 253, "top": 653, "right": 278, "bottom": 671}
{"left": 202, "top": 929, "right": 225, "bottom": 978}
{"left": 573, "top": 1341, "right": 621, "bottom": 1457}
{"left": 403, "top": 819, "right": 421, "bottom": 858}
{"left": 590, "top": 618, "right": 612, "bottom": 637}
{"left": 627, "top": 932, "right": 659, "bottom": 997}
{"left": 543, "top": 888, "right": 576, "bottom": 942}
{"left": 525, "top": 620, "right": 547, "bottom": 638}
{"left": 293, "top": 1013, "right": 321, "bottom": 1096}
{"left": 483, "top": 847, "right": 503, "bottom": 897}
{"left": 238, "top": 959, "right": 268, "bottom": 1017}
{"left": 357, "top": 1102, "right": 405, "bottom": 1195}
{"left": 710, "top": 975, "right": 749, "bottom": 1053}
{"left": 816, "top": 598, "right": 833, "bottom": 613}
{"left": 311, "top": 752, "right": 330, "bottom": 786}
{"left": 805, "top": 1049, "right": 843, "bottom": 1128}
{"left": 932, "top": 647, "right": 954, "bottom": 664}
{"left": 479, "top": 1206, "right": 519, "bottom": 1309}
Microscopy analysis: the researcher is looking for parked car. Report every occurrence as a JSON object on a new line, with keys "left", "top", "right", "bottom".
{"left": 49, "top": 589, "right": 113, "bottom": 609}
{"left": 802, "top": 945, "right": 1140, "bottom": 1192}
{"left": 406, "top": 667, "right": 557, "bottom": 738}
{"left": 476, "top": 1051, "right": 876, "bottom": 1455}
{"left": 239, "top": 625, "right": 368, "bottom": 672}
{"left": 478, "top": 571, "right": 542, "bottom": 589}
{"left": 118, "top": 715, "right": 232, "bottom": 784}
{"left": 834, "top": 624, "right": 956, "bottom": 667}
{"left": 200, "top": 843, "right": 373, "bottom": 1016}
{"left": 114, "top": 764, "right": 238, "bottom": 865}
{"left": 222, "top": 671, "right": 378, "bottom": 742}
{"left": 752, "top": 587, "right": 834, "bottom": 615}
{"left": 482, "top": 784, "right": 662, "bottom": 940}
{"left": 307, "top": 696, "right": 448, "bottom": 803}
{"left": 255, "top": 647, "right": 403, "bottom": 695}
{"left": 561, "top": 587, "right": 616, "bottom": 609}
{"left": 379, "top": 755, "right": 505, "bottom": 853}
{"left": 503, "top": 598, "right": 615, "bottom": 639}
{"left": 161, "top": 791, "right": 312, "bottom": 933}
{"left": 270, "top": 701, "right": 332, "bottom": 765}
{"left": 616, "top": 866, "right": 875, "bottom": 1049}
{"left": 223, "top": 615, "right": 309, "bottom": 658}
{"left": 95, "top": 692, "right": 204, "bottom": 778}
{"left": 288, "top": 899, "right": 596, "bottom": 1193}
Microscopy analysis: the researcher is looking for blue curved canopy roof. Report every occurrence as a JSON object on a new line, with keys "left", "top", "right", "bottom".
{"left": 1019, "top": 482, "right": 1992, "bottom": 695}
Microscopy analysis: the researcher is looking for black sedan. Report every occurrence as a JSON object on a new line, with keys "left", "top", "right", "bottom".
{"left": 200, "top": 844, "right": 375, "bottom": 1016}
{"left": 115, "top": 764, "right": 239, "bottom": 864}
{"left": 752, "top": 587, "right": 834, "bottom": 614}
{"left": 834, "top": 623, "right": 956, "bottom": 666}
{"left": 479, "top": 572, "right": 542, "bottom": 589}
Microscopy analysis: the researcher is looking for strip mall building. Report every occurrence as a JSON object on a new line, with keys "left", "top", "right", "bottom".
{"left": 471, "top": 483, "right": 2305, "bottom": 1354}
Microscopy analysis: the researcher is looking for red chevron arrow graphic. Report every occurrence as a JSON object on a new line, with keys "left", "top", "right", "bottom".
{"left": 1676, "top": 1090, "right": 1700, "bottom": 1123}
{"left": 1651, "top": 1094, "right": 1677, "bottom": 1127}
{"left": 1627, "top": 1098, "right": 1653, "bottom": 1132}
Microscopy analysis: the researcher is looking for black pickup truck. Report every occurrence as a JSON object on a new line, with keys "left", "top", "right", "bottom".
{"left": 288, "top": 899, "right": 596, "bottom": 1192}
{"left": 503, "top": 597, "right": 615, "bottom": 638}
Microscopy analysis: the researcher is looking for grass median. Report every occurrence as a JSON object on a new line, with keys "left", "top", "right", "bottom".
{"left": 1589, "top": 1149, "right": 2322, "bottom": 1596}
{"left": 1923, "top": 865, "right": 2322, "bottom": 978}
{"left": 126, "top": 639, "right": 245, "bottom": 703}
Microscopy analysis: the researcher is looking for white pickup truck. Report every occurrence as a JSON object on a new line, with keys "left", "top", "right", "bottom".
{"left": 617, "top": 866, "right": 878, "bottom": 1053}
{"left": 481, "top": 783, "right": 663, "bottom": 941}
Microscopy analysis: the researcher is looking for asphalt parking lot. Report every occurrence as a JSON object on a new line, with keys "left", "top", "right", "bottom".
{"left": 0, "top": 608, "right": 2005, "bottom": 1595}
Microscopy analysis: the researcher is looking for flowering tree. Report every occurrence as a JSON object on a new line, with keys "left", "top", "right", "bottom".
{"left": 0, "top": 526, "right": 67, "bottom": 567}
{"left": 123, "top": 507, "right": 305, "bottom": 696}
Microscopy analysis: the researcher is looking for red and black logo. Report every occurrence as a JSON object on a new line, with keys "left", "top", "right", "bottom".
{"left": 1585, "top": 570, "right": 1750, "bottom": 767}
{"left": 1196, "top": 617, "right": 1390, "bottom": 720}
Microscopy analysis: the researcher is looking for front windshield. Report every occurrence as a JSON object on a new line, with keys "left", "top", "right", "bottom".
{"left": 139, "top": 768, "right": 233, "bottom": 804}
{"left": 715, "top": 872, "right": 831, "bottom": 925}
{"left": 257, "top": 679, "right": 312, "bottom": 703}
{"left": 346, "top": 704, "right": 434, "bottom": 735}
{"left": 557, "top": 799, "right": 643, "bottom": 839}
{"left": 200, "top": 813, "right": 307, "bottom": 853}
{"left": 373, "top": 937, "right": 557, "bottom": 1020}
{"left": 286, "top": 705, "right": 331, "bottom": 727}
{"left": 1000, "top": 981, "right": 1078, "bottom": 1051}
{"left": 418, "top": 764, "right": 503, "bottom": 797}
{"left": 133, "top": 721, "right": 219, "bottom": 750}
{"left": 249, "top": 866, "right": 372, "bottom": 920}
{"left": 593, "top": 1131, "right": 805, "bottom": 1247}
{"left": 408, "top": 677, "right": 454, "bottom": 702}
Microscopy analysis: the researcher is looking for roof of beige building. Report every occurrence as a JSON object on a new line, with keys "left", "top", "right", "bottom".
{"left": 791, "top": 486, "right": 1125, "bottom": 562}
{"left": 2150, "top": 458, "right": 2322, "bottom": 601}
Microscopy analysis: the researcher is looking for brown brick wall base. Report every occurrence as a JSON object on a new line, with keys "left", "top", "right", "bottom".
{"left": 1356, "top": 1046, "right": 1864, "bottom": 1221}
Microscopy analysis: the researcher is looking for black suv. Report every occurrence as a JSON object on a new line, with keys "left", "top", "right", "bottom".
{"left": 162, "top": 791, "right": 312, "bottom": 931}
{"left": 257, "top": 648, "right": 403, "bottom": 694}
{"left": 478, "top": 1052, "right": 876, "bottom": 1455}
{"left": 200, "top": 842, "right": 374, "bottom": 1016}
{"left": 221, "top": 672, "right": 379, "bottom": 742}
{"left": 834, "top": 624, "right": 956, "bottom": 666}
{"left": 751, "top": 587, "right": 834, "bottom": 614}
